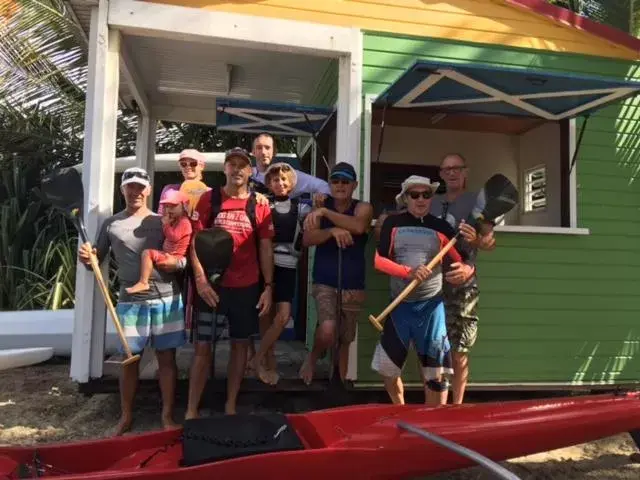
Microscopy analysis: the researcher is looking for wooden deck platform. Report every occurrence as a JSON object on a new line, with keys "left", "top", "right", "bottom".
{"left": 102, "top": 340, "right": 331, "bottom": 386}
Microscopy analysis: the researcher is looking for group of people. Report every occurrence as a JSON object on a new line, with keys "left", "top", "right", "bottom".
{"left": 77, "top": 132, "right": 496, "bottom": 435}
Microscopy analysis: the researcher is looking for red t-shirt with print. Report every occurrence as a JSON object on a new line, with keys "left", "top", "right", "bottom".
{"left": 192, "top": 189, "right": 274, "bottom": 288}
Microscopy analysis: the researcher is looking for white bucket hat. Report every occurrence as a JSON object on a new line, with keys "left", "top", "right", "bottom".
{"left": 395, "top": 175, "right": 440, "bottom": 208}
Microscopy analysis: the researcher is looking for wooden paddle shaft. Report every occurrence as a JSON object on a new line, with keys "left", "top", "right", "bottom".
{"left": 87, "top": 252, "right": 139, "bottom": 364}
{"left": 368, "top": 235, "right": 459, "bottom": 332}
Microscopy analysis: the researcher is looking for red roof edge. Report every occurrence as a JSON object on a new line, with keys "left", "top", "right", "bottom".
{"left": 505, "top": 0, "right": 640, "bottom": 54}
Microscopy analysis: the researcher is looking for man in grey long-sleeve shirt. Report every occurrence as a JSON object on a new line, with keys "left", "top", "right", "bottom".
{"left": 78, "top": 167, "right": 186, "bottom": 436}
{"left": 251, "top": 133, "right": 330, "bottom": 198}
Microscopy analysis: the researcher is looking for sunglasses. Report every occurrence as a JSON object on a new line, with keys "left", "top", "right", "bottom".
{"left": 330, "top": 179, "right": 351, "bottom": 185}
{"left": 179, "top": 160, "right": 198, "bottom": 168}
{"left": 440, "top": 166, "right": 465, "bottom": 174}
{"left": 407, "top": 190, "right": 433, "bottom": 200}
{"left": 122, "top": 170, "right": 150, "bottom": 181}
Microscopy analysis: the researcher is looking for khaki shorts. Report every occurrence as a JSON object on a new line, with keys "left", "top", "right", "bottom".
{"left": 312, "top": 284, "right": 365, "bottom": 344}
{"left": 444, "top": 286, "right": 479, "bottom": 353}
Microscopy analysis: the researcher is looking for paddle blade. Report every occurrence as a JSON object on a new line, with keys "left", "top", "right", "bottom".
{"left": 179, "top": 180, "right": 210, "bottom": 216}
{"left": 469, "top": 173, "right": 519, "bottom": 227}
{"left": 194, "top": 227, "right": 234, "bottom": 286}
{"left": 40, "top": 166, "right": 84, "bottom": 212}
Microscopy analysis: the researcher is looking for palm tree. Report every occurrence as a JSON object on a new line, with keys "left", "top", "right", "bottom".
{"left": 0, "top": 0, "right": 139, "bottom": 172}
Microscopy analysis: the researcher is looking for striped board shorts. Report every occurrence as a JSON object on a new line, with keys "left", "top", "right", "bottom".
{"left": 115, "top": 293, "right": 187, "bottom": 354}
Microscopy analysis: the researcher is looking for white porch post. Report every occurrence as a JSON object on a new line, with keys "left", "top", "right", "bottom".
{"left": 135, "top": 113, "right": 156, "bottom": 207}
{"left": 70, "top": 0, "right": 121, "bottom": 382}
{"left": 336, "top": 30, "right": 363, "bottom": 381}
{"left": 335, "top": 31, "right": 364, "bottom": 197}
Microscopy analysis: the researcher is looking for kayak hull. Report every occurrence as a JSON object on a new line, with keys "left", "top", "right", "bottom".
{"left": 1, "top": 392, "right": 639, "bottom": 479}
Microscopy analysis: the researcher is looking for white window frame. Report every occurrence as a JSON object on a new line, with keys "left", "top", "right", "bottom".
{"left": 362, "top": 106, "right": 590, "bottom": 235}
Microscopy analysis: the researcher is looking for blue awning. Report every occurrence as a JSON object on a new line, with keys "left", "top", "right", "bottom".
{"left": 216, "top": 98, "right": 334, "bottom": 136}
{"left": 374, "top": 60, "right": 640, "bottom": 120}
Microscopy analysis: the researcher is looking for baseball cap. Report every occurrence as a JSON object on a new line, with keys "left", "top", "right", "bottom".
{"left": 224, "top": 147, "right": 252, "bottom": 165}
{"left": 179, "top": 149, "right": 206, "bottom": 164}
{"left": 121, "top": 167, "right": 151, "bottom": 188}
{"left": 395, "top": 175, "right": 440, "bottom": 207}
{"left": 329, "top": 162, "right": 357, "bottom": 182}
{"left": 159, "top": 189, "right": 189, "bottom": 206}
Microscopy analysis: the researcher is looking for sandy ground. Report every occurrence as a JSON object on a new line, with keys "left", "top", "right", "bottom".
{"left": 1, "top": 358, "right": 639, "bottom": 479}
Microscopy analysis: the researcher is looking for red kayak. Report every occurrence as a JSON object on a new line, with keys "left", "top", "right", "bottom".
{"left": 1, "top": 391, "right": 639, "bottom": 480}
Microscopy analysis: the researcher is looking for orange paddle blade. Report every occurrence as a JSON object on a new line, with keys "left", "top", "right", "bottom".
{"left": 179, "top": 180, "right": 209, "bottom": 216}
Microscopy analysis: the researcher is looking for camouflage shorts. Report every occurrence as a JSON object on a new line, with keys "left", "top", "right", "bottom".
{"left": 444, "top": 286, "right": 479, "bottom": 353}
{"left": 312, "top": 284, "right": 365, "bottom": 344}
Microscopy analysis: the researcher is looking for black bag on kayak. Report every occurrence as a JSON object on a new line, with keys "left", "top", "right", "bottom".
{"left": 180, "top": 413, "right": 305, "bottom": 466}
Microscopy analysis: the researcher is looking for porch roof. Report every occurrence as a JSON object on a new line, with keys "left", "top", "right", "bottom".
{"left": 66, "top": 0, "right": 335, "bottom": 123}
{"left": 374, "top": 59, "right": 640, "bottom": 121}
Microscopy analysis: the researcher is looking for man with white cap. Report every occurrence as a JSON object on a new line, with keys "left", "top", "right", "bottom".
{"left": 371, "top": 175, "right": 476, "bottom": 406}
{"left": 78, "top": 167, "right": 187, "bottom": 435}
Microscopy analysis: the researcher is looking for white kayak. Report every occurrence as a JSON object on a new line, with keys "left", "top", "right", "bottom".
{"left": 0, "top": 347, "right": 54, "bottom": 371}
{"left": 0, "top": 309, "right": 120, "bottom": 357}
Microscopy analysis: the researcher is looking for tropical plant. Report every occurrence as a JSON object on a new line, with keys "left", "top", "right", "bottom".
{"left": 0, "top": 159, "right": 77, "bottom": 310}
{"left": 0, "top": 0, "right": 297, "bottom": 311}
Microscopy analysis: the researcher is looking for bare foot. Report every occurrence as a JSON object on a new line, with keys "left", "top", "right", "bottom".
{"left": 267, "top": 368, "right": 280, "bottom": 386}
{"left": 224, "top": 402, "right": 236, "bottom": 415}
{"left": 253, "top": 361, "right": 274, "bottom": 386}
{"left": 299, "top": 356, "right": 314, "bottom": 386}
{"left": 184, "top": 409, "right": 199, "bottom": 421}
{"left": 112, "top": 415, "right": 133, "bottom": 436}
{"left": 162, "top": 413, "right": 180, "bottom": 430}
{"left": 126, "top": 281, "right": 150, "bottom": 294}
{"left": 266, "top": 351, "right": 277, "bottom": 371}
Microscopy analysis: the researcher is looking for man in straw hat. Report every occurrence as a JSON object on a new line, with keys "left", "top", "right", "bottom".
{"left": 371, "top": 175, "right": 476, "bottom": 406}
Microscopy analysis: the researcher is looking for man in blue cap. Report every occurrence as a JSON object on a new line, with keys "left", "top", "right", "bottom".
{"left": 300, "top": 162, "right": 374, "bottom": 385}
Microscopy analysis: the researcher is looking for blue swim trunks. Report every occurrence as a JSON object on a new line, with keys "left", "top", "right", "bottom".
{"left": 371, "top": 295, "right": 453, "bottom": 381}
{"left": 116, "top": 293, "right": 187, "bottom": 354}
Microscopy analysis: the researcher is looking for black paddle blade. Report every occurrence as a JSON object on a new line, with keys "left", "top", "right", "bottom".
{"left": 194, "top": 227, "right": 234, "bottom": 286}
{"left": 40, "top": 166, "right": 84, "bottom": 213}
{"left": 468, "top": 173, "right": 519, "bottom": 228}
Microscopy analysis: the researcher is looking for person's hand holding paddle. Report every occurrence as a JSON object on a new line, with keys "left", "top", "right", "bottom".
{"left": 458, "top": 219, "right": 477, "bottom": 244}
{"left": 477, "top": 231, "right": 496, "bottom": 251}
{"left": 331, "top": 227, "right": 353, "bottom": 249}
{"left": 78, "top": 242, "right": 97, "bottom": 265}
{"left": 195, "top": 274, "right": 219, "bottom": 308}
{"left": 410, "top": 264, "right": 433, "bottom": 283}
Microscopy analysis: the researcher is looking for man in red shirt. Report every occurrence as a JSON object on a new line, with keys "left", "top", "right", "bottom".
{"left": 186, "top": 148, "right": 275, "bottom": 417}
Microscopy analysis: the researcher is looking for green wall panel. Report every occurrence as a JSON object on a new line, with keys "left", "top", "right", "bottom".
{"left": 356, "top": 32, "right": 640, "bottom": 387}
